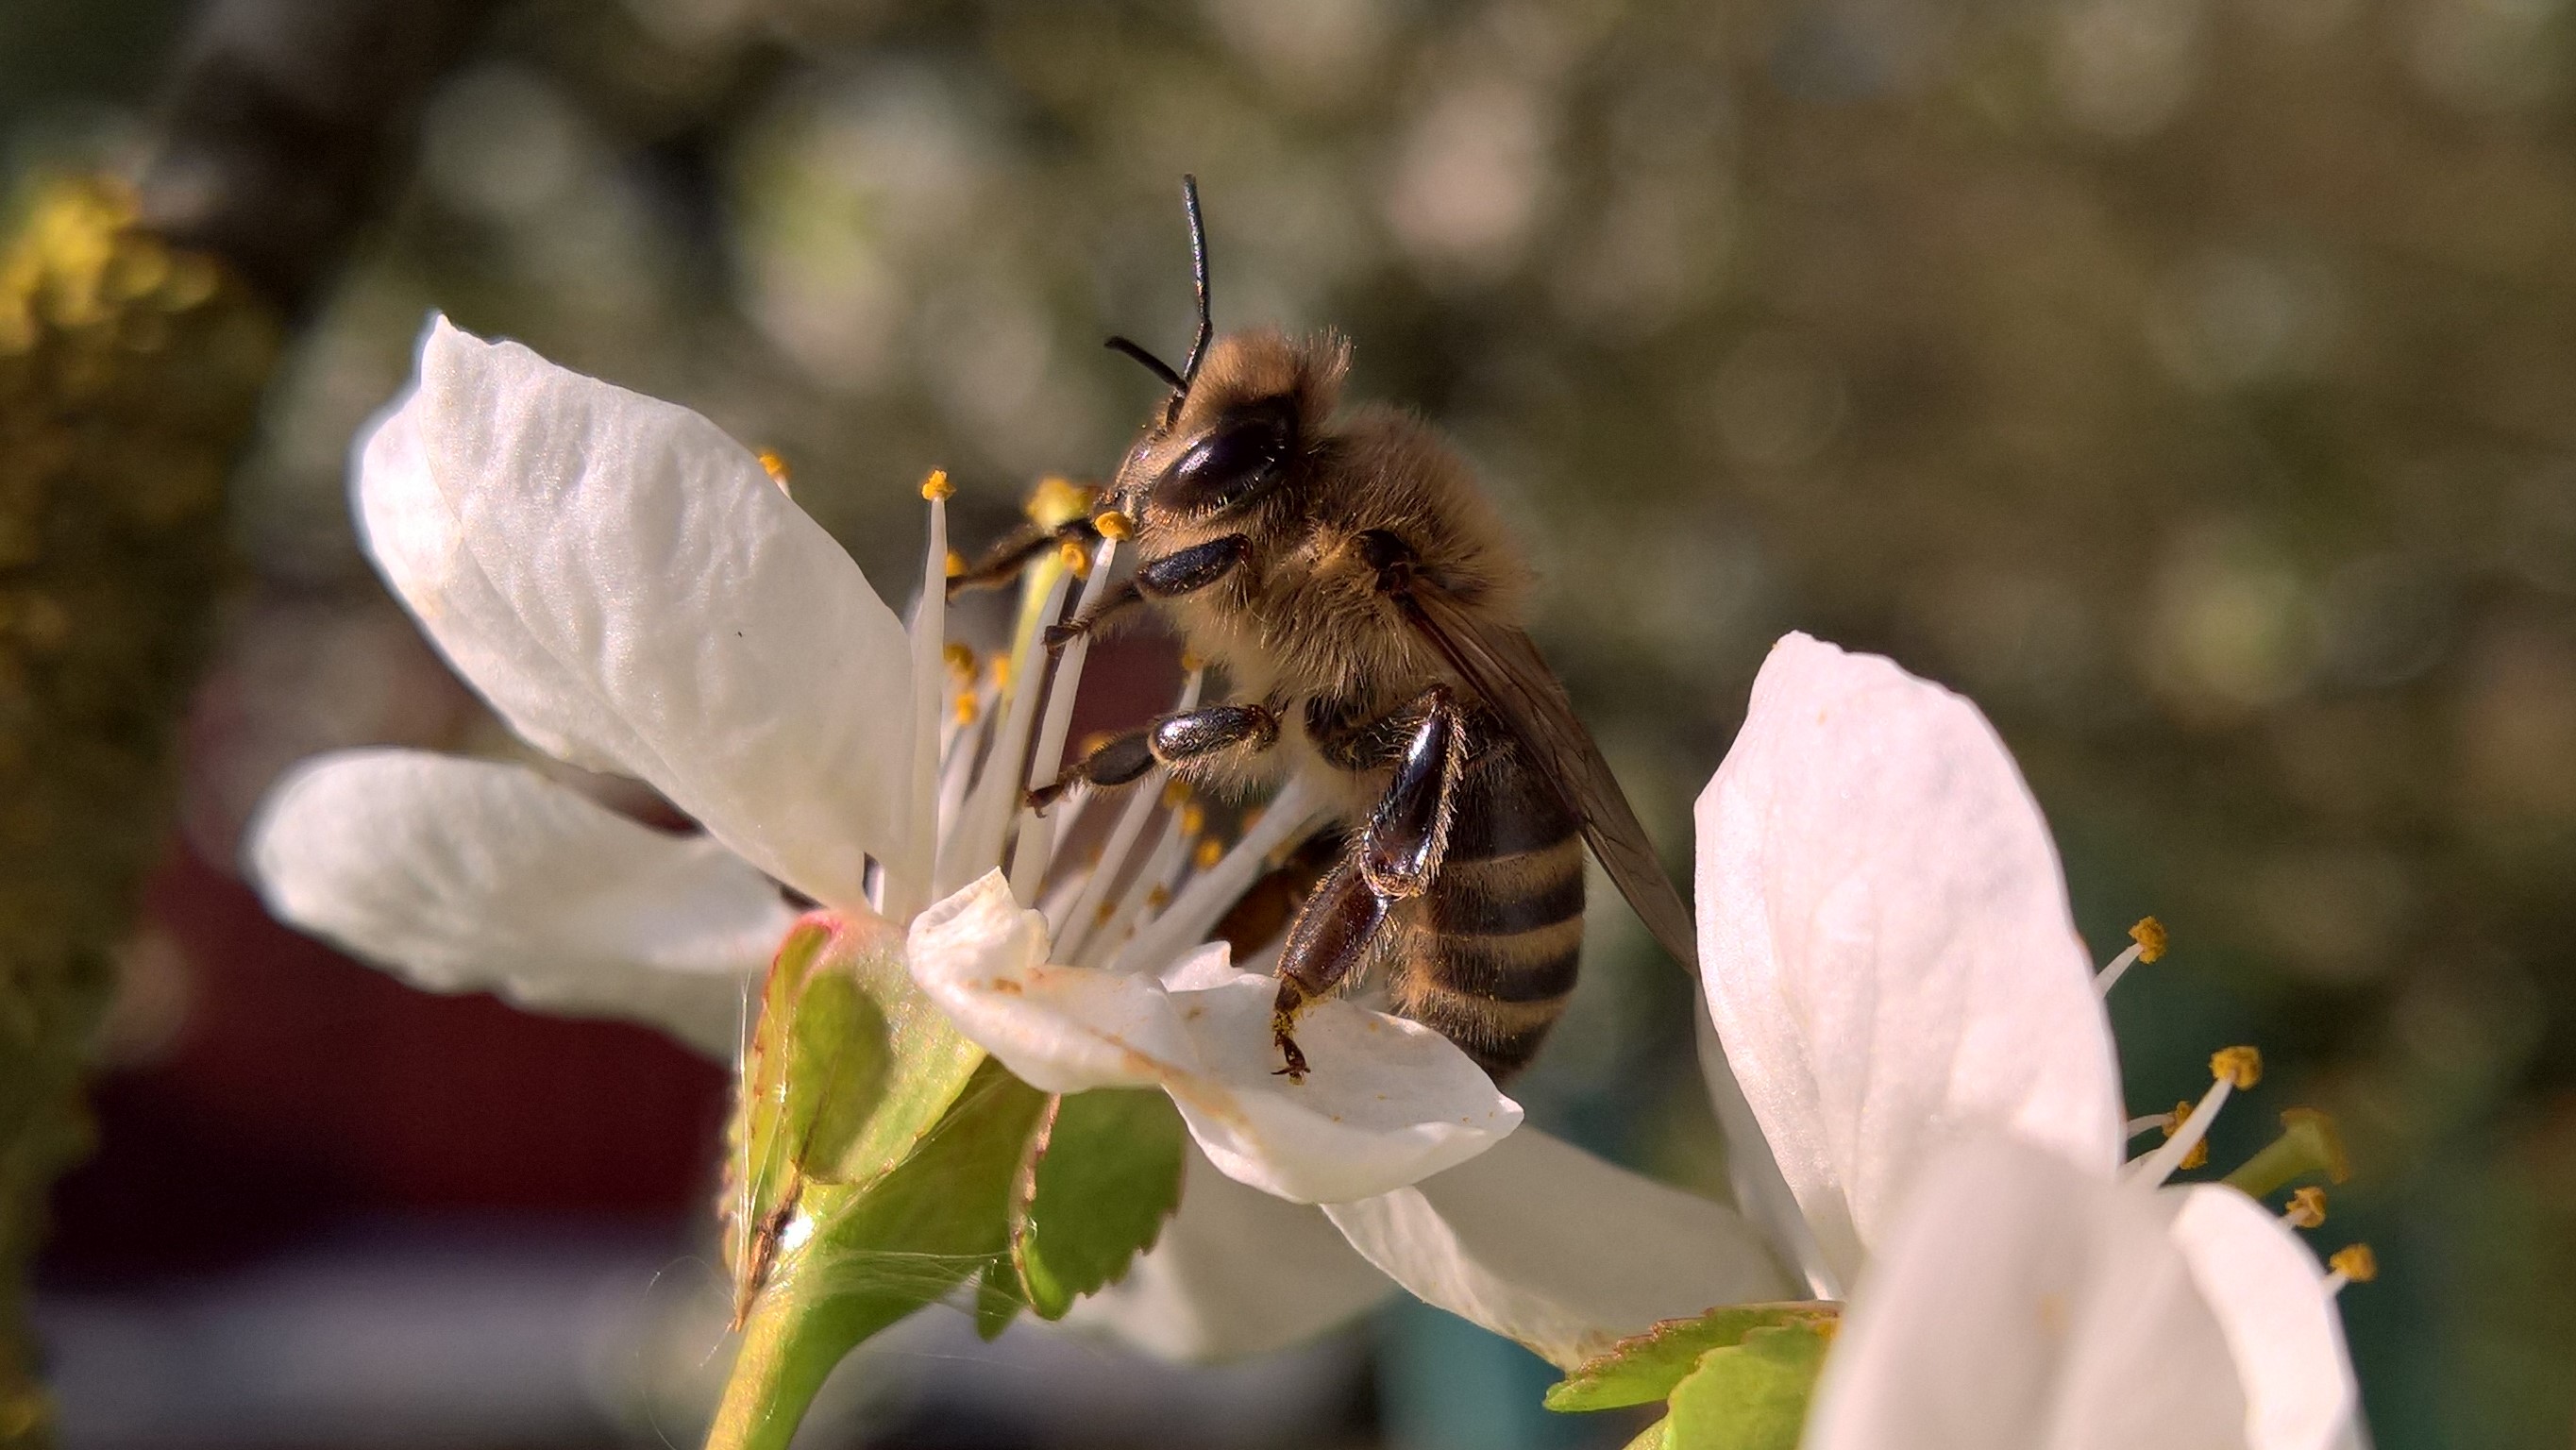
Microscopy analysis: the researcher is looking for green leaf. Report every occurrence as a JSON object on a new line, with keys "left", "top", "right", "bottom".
{"left": 1622, "top": 1420, "right": 1673, "bottom": 1450}
{"left": 1661, "top": 1322, "right": 1835, "bottom": 1450}
{"left": 710, "top": 1060, "right": 1051, "bottom": 1450}
{"left": 723, "top": 912, "right": 988, "bottom": 1319}
{"left": 1545, "top": 1303, "right": 1840, "bottom": 1412}
{"left": 972, "top": 1265, "right": 1025, "bottom": 1341}
{"left": 1008, "top": 1088, "right": 1187, "bottom": 1320}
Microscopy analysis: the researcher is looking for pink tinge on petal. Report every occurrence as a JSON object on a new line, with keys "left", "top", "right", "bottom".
{"left": 908, "top": 873, "right": 1523, "bottom": 1205}
{"left": 1695, "top": 632, "right": 2125, "bottom": 1288}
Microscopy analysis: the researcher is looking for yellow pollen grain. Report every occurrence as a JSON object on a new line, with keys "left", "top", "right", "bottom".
{"left": 1193, "top": 837, "right": 1224, "bottom": 870}
{"left": 1059, "top": 537, "right": 1093, "bottom": 578}
{"left": 1024, "top": 476, "right": 1098, "bottom": 528}
{"left": 952, "top": 692, "right": 979, "bottom": 727}
{"left": 1146, "top": 885, "right": 1170, "bottom": 909}
{"left": 2212, "top": 1045, "right": 2263, "bottom": 1089}
{"left": 919, "top": 467, "right": 953, "bottom": 501}
{"left": 1179, "top": 803, "right": 1206, "bottom": 838}
{"left": 2284, "top": 1187, "right": 2328, "bottom": 1229}
{"left": 945, "top": 548, "right": 967, "bottom": 579}
{"left": 2129, "top": 916, "right": 2167, "bottom": 963}
{"left": 943, "top": 642, "right": 977, "bottom": 678}
{"left": 989, "top": 655, "right": 1013, "bottom": 691}
{"left": 2163, "top": 1100, "right": 2207, "bottom": 1170}
{"left": 1092, "top": 511, "right": 1134, "bottom": 539}
{"left": 1160, "top": 780, "right": 1190, "bottom": 808}
{"left": 757, "top": 449, "right": 793, "bottom": 492}
{"left": 2329, "top": 1244, "right": 2378, "bottom": 1283}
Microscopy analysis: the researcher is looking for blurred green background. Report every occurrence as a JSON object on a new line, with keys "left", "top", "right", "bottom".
{"left": 11, "top": 0, "right": 2575, "bottom": 1444}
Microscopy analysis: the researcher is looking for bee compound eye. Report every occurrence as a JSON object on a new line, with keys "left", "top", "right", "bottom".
{"left": 1153, "top": 401, "right": 1295, "bottom": 515}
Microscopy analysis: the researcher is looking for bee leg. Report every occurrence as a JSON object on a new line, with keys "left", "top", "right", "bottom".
{"left": 1027, "top": 701, "right": 1279, "bottom": 810}
{"left": 1043, "top": 578, "right": 1141, "bottom": 652}
{"left": 946, "top": 517, "right": 1102, "bottom": 599}
{"left": 1271, "top": 687, "right": 1467, "bottom": 1078}
{"left": 1271, "top": 854, "right": 1387, "bottom": 1082}
{"left": 1134, "top": 534, "right": 1250, "bottom": 599}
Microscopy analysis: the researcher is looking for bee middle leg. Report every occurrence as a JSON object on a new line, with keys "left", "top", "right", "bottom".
{"left": 1271, "top": 685, "right": 1465, "bottom": 1079}
{"left": 1027, "top": 700, "right": 1280, "bottom": 810}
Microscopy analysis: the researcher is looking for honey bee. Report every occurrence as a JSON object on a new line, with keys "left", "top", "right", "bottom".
{"left": 989, "top": 177, "right": 1700, "bottom": 1083}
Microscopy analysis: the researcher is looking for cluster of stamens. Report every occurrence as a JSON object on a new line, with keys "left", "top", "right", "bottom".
{"left": 2101, "top": 919, "right": 2375, "bottom": 1300}
{"left": 901, "top": 469, "right": 1327, "bottom": 979}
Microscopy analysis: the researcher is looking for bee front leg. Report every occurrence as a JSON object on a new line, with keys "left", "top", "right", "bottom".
{"left": 1272, "top": 685, "right": 1467, "bottom": 1079}
{"left": 1027, "top": 701, "right": 1279, "bottom": 810}
{"left": 947, "top": 517, "right": 1101, "bottom": 599}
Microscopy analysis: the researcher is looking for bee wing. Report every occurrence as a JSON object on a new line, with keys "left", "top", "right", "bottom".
{"left": 1397, "top": 582, "right": 1702, "bottom": 972}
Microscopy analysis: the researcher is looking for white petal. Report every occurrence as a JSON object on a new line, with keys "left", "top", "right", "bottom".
{"left": 1322, "top": 1130, "right": 1793, "bottom": 1371}
{"left": 1695, "top": 632, "right": 2123, "bottom": 1288}
{"left": 1062, "top": 1142, "right": 1395, "bottom": 1361}
{"left": 909, "top": 873, "right": 1523, "bottom": 1204}
{"left": 2170, "top": 1187, "right": 2364, "bottom": 1450}
{"left": 246, "top": 749, "right": 795, "bottom": 1057}
{"left": 357, "top": 316, "right": 913, "bottom": 910}
{"left": 1805, "top": 1136, "right": 2251, "bottom": 1450}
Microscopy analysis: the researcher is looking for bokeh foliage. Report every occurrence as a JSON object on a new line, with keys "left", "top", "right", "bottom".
{"left": 16, "top": 0, "right": 2576, "bottom": 1443}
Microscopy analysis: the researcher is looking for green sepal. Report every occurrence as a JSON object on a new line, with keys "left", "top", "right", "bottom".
{"left": 1545, "top": 1303, "right": 1840, "bottom": 1412}
{"left": 1008, "top": 1088, "right": 1187, "bottom": 1320}
{"left": 1662, "top": 1322, "right": 1835, "bottom": 1450}
{"left": 724, "top": 912, "right": 988, "bottom": 1309}
{"left": 710, "top": 1061, "right": 1050, "bottom": 1450}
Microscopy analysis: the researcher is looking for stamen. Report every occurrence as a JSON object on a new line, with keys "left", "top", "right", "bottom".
{"left": 885, "top": 476, "right": 952, "bottom": 921}
{"left": 1092, "top": 511, "right": 1133, "bottom": 539}
{"left": 2095, "top": 916, "right": 2167, "bottom": 994}
{"left": 944, "top": 643, "right": 976, "bottom": 679}
{"left": 758, "top": 449, "right": 793, "bottom": 494}
{"left": 2126, "top": 1111, "right": 2180, "bottom": 1138}
{"left": 1011, "top": 535, "right": 1119, "bottom": 900}
{"left": 1109, "top": 776, "right": 1330, "bottom": 976}
{"left": 2281, "top": 1187, "right": 2327, "bottom": 1229}
{"left": 1193, "top": 836, "right": 1225, "bottom": 871}
{"left": 937, "top": 559, "right": 1069, "bottom": 896}
{"left": 2223, "top": 1107, "right": 2350, "bottom": 1198}
{"left": 2126, "top": 1046, "right": 2261, "bottom": 1188}
{"left": 946, "top": 549, "right": 966, "bottom": 580}
{"left": 1023, "top": 476, "right": 1098, "bottom": 528}
{"left": 2323, "top": 1244, "right": 2377, "bottom": 1297}
{"left": 2163, "top": 1099, "right": 2209, "bottom": 1171}
{"left": 1052, "top": 671, "right": 1204, "bottom": 956}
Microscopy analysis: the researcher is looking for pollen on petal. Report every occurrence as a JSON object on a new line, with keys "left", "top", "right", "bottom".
{"left": 919, "top": 467, "right": 954, "bottom": 500}
{"left": 2212, "top": 1045, "right": 2264, "bottom": 1089}
{"left": 2328, "top": 1243, "right": 2378, "bottom": 1283}
{"left": 2129, "top": 916, "right": 2168, "bottom": 962}
{"left": 2283, "top": 1186, "right": 2328, "bottom": 1228}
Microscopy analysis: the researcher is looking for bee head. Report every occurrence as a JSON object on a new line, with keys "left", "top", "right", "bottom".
{"left": 1103, "top": 176, "right": 1348, "bottom": 526}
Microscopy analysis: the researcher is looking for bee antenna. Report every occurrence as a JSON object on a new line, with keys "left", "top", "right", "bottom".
{"left": 1103, "top": 335, "right": 1186, "bottom": 393}
{"left": 1179, "top": 174, "right": 1212, "bottom": 393}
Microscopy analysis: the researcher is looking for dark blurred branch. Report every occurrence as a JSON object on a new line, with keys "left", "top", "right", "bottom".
{"left": 0, "top": 0, "right": 498, "bottom": 1441}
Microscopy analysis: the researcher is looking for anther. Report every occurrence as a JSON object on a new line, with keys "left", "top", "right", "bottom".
{"left": 2324, "top": 1244, "right": 2377, "bottom": 1296}
{"left": 1092, "top": 511, "right": 1133, "bottom": 540}
{"left": 945, "top": 549, "right": 967, "bottom": 580}
{"left": 1179, "top": 803, "right": 1206, "bottom": 838}
{"left": 2281, "top": 1187, "right": 2327, "bottom": 1229}
{"left": 2096, "top": 916, "right": 2167, "bottom": 994}
{"left": 1193, "top": 837, "right": 1225, "bottom": 871}
{"left": 758, "top": 449, "right": 792, "bottom": 493}
{"left": 2162, "top": 1099, "right": 2209, "bottom": 1171}
{"left": 919, "top": 467, "right": 953, "bottom": 501}
{"left": 2212, "top": 1045, "right": 2263, "bottom": 1088}
{"left": 944, "top": 642, "right": 977, "bottom": 678}
{"left": 1059, "top": 537, "right": 1093, "bottom": 578}
{"left": 1024, "top": 476, "right": 1098, "bottom": 529}
{"left": 990, "top": 656, "right": 1013, "bottom": 691}
{"left": 1160, "top": 780, "right": 1190, "bottom": 809}
{"left": 953, "top": 692, "right": 979, "bottom": 727}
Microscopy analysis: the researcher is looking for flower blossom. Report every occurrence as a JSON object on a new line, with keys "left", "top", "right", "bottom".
{"left": 246, "top": 316, "right": 1787, "bottom": 1365}
{"left": 1688, "top": 633, "right": 2366, "bottom": 1449}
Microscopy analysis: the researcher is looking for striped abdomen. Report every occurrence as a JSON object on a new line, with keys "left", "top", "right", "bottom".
{"left": 1387, "top": 729, "right": 1584, "bottom": 1082}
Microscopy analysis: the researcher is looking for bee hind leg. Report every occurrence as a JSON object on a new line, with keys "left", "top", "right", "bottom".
{"left": 1271, "top": 686, "right": 1466, "bottom": 1078}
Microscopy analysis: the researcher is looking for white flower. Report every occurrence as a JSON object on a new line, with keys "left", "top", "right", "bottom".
{"left": 1692, "top": 633, "right": 2364, "bottom": 1450}
{"left": 246, "top": 316, "right": 1540, "bottom": 1347}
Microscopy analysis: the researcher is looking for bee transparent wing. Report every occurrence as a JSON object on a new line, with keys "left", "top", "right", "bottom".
{"left": 1397, "top": 583, "right": 1702, "bottom": 972}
